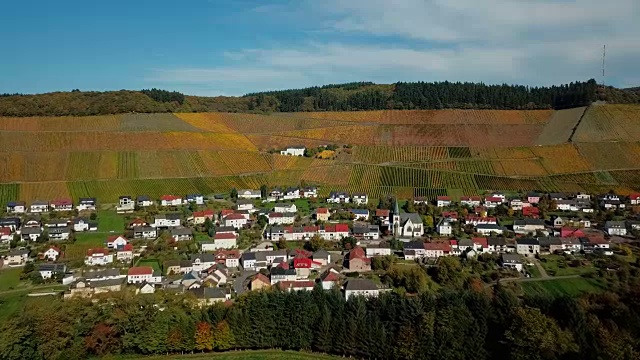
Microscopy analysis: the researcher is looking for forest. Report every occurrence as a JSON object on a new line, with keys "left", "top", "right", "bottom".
{"left": 0, "top": 79, "right": 638, "bottom": 117}
{"left": 2, "top": 258, "right": 640, "bottom": 360}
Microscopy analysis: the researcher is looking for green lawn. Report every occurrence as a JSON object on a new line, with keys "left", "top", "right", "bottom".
{"left": 294, "top": 199, "right": 311, "bottom": 214}
{"left": 136, "top": 258, "right": 161, "bottom": 272}
{"left": 520, "top": 277, "right": 605, "bottom": 297}
{"left": 0, "top": 268, "right": 22, "bottom": 291}
{"left": 526, "top": 263, "right": 542, "bottom": 278}
{"left": 539, "top": 255, "right": 595, "bottom": 277}
{"left": 75, "top": 232, "right": 107, "bottom": 245}
{"left": 98, "top": 210, "right": 125, "bottom": 232}
{"left": 121, "top": 350, "right": 339, "bottom": 360}
{"left": 196, "top": 232, "right": 211, "bottom": 242}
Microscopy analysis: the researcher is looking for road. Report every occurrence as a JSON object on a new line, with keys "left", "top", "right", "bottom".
{"left": 233, "top": 270, "right": 257, "bottom": 295}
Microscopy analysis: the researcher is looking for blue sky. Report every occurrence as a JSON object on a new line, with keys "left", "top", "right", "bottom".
{"left": 0, "top": 0, "right": 638, "bottom": 96}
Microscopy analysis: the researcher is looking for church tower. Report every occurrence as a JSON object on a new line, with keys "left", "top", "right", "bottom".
{"left": 392, "top": 198, "right": 401, "bottom": 237}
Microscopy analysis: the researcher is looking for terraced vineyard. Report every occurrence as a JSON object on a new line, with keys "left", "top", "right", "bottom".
{"left": 1, "top": 105, "right": 640, "bottom": 204}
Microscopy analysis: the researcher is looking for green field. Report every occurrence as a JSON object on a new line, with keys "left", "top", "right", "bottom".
{"left": 539, "top": 255, "right": 596, "bottom": 276}
{"left": 121, "top": 350, "right": 339, "bottom": 360}
{"left": 136, "top": 258, "right": 161, "bottom": 272}
{"left": 98, "top": 209, "right": 125, "bottom": 232}
{"left": 520, "top": 277, "right": 604, "bottom": 297}
{"left": 0, "top": 268, "right": 22, "bottom": 291}
{"left": 66, "top": 232, "right": 107, "bottom": 260}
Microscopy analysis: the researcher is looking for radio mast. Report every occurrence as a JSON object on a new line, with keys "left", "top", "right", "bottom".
{"left": 601, "top": 45, "right": 606, "bottom": 88}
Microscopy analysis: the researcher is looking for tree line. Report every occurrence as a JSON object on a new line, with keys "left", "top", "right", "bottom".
{"left": 1, "top": 277, "right": 640, "bottom": 360}
{"left": 0, "top": 79, "right": 637, "bottom": 117}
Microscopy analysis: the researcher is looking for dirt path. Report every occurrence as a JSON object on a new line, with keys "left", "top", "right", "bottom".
{"left": 533, "top": 258, "right": 550, "bottom": 278}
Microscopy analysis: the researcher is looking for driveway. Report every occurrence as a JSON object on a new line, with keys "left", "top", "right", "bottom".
{"left": 233, "top": 270, "right": 256, "bottom": 295}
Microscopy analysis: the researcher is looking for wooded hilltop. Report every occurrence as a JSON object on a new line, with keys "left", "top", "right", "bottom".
{"left": 1, "top": 79, "right": 638, "bottom": 117}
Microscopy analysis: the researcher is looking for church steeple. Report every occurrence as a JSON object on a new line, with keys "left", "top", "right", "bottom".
{"left": 394, "top": 197, "right": 400, "bottom": 215}
{"left": 392, "top": 197, "right": 401, "bottom": 237}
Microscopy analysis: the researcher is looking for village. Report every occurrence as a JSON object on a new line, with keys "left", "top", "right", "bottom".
{"left": 1, "top": 185, "right": 639, "bottom": 305}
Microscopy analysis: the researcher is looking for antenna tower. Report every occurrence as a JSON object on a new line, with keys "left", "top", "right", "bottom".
{"left": 601, "top": 44, "right": 606, "bottom": 88}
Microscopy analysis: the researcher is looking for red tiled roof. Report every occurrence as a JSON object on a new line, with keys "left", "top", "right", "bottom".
{"left": 119, "top": 243, "right": 134, "bottom": 251}
{"left": 129, "top": 218, "right": 147, "bottom": 226}
{"left": 214, "top": 232, "right": 236, "bottom": 240}
{"left": 472, "top": 237, "right": 488, "bottom": 248}
{"left": 462, "top": 196, "right": 482, "bottom": 201}
{"left": 321, "top": 270, "right": 340, "bottom": 282}
{"left": 424, "top": 242, "right": 451, "bottom": 252}
{"left": 276, "top": 261, "right": 290, "bottom": 269}
{"left": 0, "top": 227, "right": 11, "bottom": 236}
{"left": 303, "top": 226, "right": 319, "bottom": 232}
{"left": 375, "top": 209, "right": 390, "bottom": 217}
{"left": 449, "top": 239, "right": 458, "bottom": 246}
{"left": 335, "top": 224, "right": 349, "bottom": 232}
{"left": 87, "top": 248, "right": 109, "bottom": 256}
{"left": 269, "top": 212, "right": 283, "bottom": 218}
{"left": 442, "top": 211, "right": 458, "bottom": 218}
{"left": 316, "top": 207, "right": 329, "bottom": 214}
{"left": 48, "top": 246, "right": 61, "bottom": 253}
{"left": 278, "top": 280, "right": 315, "bottom": 290}
{"left": 107, "top": 235, "right": 128, "bottom": 244}
{"left": 437, "top": 196, "right": 451, "bottom": 201}
{"left": 485, "top": 197, "right": 503, "bottom": 202}
{"left": 128, "top": 266, "right": 153, "bottom": 276}
{"left": 193, "top": 209, "right": 215, "bottom": 218}
{"left": 252, "top": 273, "right": 270, "bottom": 284}
{"left": 294, "top": 258, "right": 312, "bottom": 268}
{"left": 220, "top": 209, "right": 234, "bottom": 217}
{"left": 160, "top": 195, "right": 181, "bottom": 201}
{"left": 225, "top": 213, "right": 245, "bottom": 220}
{"left": 216, "top": 249, "right": 241, "bottom": 259}
{"left": 51, "top": 199, "right": 72, "bottom": 206}
{"left": 630, "top": 193, "right": 640, "bottom": 200}
{"left": 349, "top": 246, "right": 367, "bottom": 260}
{"left": 561, "top": 228, "right": 585, "bottom": 238}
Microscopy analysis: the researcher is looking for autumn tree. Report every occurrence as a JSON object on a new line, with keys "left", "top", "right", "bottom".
{"left": 194, "top": 321, "right": 213, "bottom": 352}
{"left": 85, "top": 323, "right": 119, "bottom": 356}
{"left": 211, "top": 320, "right": 234, "bottom": 351}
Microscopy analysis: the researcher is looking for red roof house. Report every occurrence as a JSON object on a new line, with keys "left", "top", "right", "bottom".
{"left": 128, "top": 266, "right": 153, "bottom": 276}
{"left": 522, "top": 206, "right": 540, "bottom": 218}
{"left": 375, "top": 209, "right": 390, "bottom": 217}
{"left": 561, "top": 228, "right": 585, "bottom": 238}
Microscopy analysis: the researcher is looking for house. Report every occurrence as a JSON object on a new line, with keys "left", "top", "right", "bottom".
{"left": 43, "top": 246, "right": 61, "bottom": 261}
{"left": 225, "top": 213, "right": 248, "bottom": 228}
{"left": 185, "top": 194, "right": 204, "bottom": 205}
{"left": 106, "top": 235, "right": 129, "bottom": 249}
{"left": 83, "top": 268, "right": 126, "bottom": 282}
{"left": 270, "top": 265, "right": 298, "bottom": 284}
{"left": 560, "top": 237, "right": 582, "bottom": 254}
{"left": 510, "top": 199, "right": 527, "bottom": 211}
{"left": 251, "top": 273, "right": 271, "bottom": 291}
{"left": 214, "top": 249, "right": 241, "bottom": 268}
{"left": 319, "top": 268, "right": 340, "bottom": 290}
{"left": 553, "top": 216, "right": 566, "bottom": 228}
{"left": 436, "top": 196, "right": 451, "bottom": 208}
{"left": 268, "top": 212, "right": 295, "bottom": 225}
{"left": 5, "top": 249, "right": 29, "bottom": 266}
{"left": 160, "top": 195, "right": 183, "bottom": 207}
{"left": 164, "top": 260, "right": 191, "bottom": 275}
{"left": 236, "top": 199, "right": 254, "bottom": 211}
{"left": 283, "top": 187, "right": 301, "bottom": 200}
{"left": 21, "top": 226, "right": 42, "bottom": 242}
{"left": 560, "top": 228, "right": 586, "bottom": 238}
{"left": 527, "top": 192, "right": 541, "bottom": 204}
{"left": 85, "top": 248, "right": 113, "bottom": 266}
{"left": 465, "top": 216, "right": 498, "bottom": 226}
{"left": 605, "top": 221, "right": 627, "bottom": 236}
{"left": 280, "top": 146, "right": 305, "bottom": 156}
{"left": 127, "top": 266, "right": 161, "bottom": 284}
{"left": 170, "top": 227, "right": 193, "bottom": 241}
{"left": 278, "top": 280, "right": 315, "bottom": 292}
{"left": 556, "top": 200, "right": 579, "bottom": 211}
{"left": 476, "top": 224, "right": 506, "bottom": 235}
{"left": 581, "top": 236, "right": 612, "bottom": 255}
{"left": 136, "top": 283, "right": 156, "bottom": 295}
{"left": 423, "top": 242, "right": 451, "bottom": 258}
{"left": 327, "top": 191, "right": 350, "bottom": 203}
{"left": 501, "top": 254, "right": 523, "bottom": 272}
{"left": 190, "top": 209, "right": 215, "bottom": 225}
{"left": 153, "top": 213, "right": 182, "bottom": 228}
{"left": 630, "top": 193, "right": 640, "bottom": 205}
{"left": 413, "top": 196, "right": 428, "bottom": 205}
{"left": 460, "top": 196, "right": 482, "bottom": 207}
{"left": 0, "top": 227, "right": 12, "bottom": 243}
{"left": 513, "top": 219, "right": 546, "bottom": 235}
{"left": 567, "top": 218, "right": 591, "bottom": 228}
{"left": 395, "top": 213, "right": 424, "bottom": 237}
{"left": 353, "top": 224, "right": 380, "bottom": 240}
{"left": 350, "top": 209, "right": 369, "bottom": 221}
{"left": 549, "top": 193, "right": 567, "bottom": 201}
{"left": 213, "top": 232, "right": 237, "bottom": 249}
{"left": 128, "top": 218, "right": 148, "bottom": 229}
{"left": 522, "top": 206, "right": 540, "bottom": 218}
{"left": 238, "top": 189, "right": 261, "bottom": 199}
{"left": 48, "top": 226, "right": 71, "bottom": 241}
{"left": 484, "top": 196, "right": 503, "bottom": 208}
{"left": 346, "top": 246, "right": 371, "bottom": 272}
{"left": 375, "top": 209, "right": 391, "bottom": 227}
{"left": 133, "top": 226, "right": 157, "bottom": 239}
{"left": 313, "top": 249, "right": 331, "bottom": 266}
{"left": 45, "top": 219, "right": 69, "bottom": 228}
{"left": 74, "top": 197, "right": 96, "bottom": 211}
{"left": 6, "top": 201, "right": 26, "bottom": 214}
{"left": 0, "top": 217, "right": 21, "bottom": 231}
{"left": 352, "top": 193, "right": 369, "bottom": 205}
{"left": 116, "top": 244, "right": 134, "bottom": 262}
{"left": 300, "top": 186, "right": 318, "bottom": 198}
{"left": 38, "top": 263, "right": 66, "bottom": 279}
{"left": 64, "top": 278, "right": 123, "bottom": 299}
{"left": 116, "top": 196, "right": 135, "bottom": 213}
{"left": 488, "top": 237, "right": 512, "bottom": 253}
{"left": 49, "top": 199, "right": 73, "bottom": 211}
{"left": 190, "top": 253, "right": 216, "bottom": 272}
{"left": 136, "top": 195, "right": 154, "bottom": 208}
{"left": 315, "top": 208, "right": 330, "bottom": 222}
{"left": 241, "top": 252, "right": 257, "bottom": 270}
{"left": 29, "top": 201, "right": 49, "bottom": 213}
{"left": 274, "top": 203, "right": 297, "bottom": 213}
{"left": 365, "top": 242, "right": 392, "bottom": 257}
{"left": 442, "top": 211, "right": 458, "bottom": 222}
{"left": 601, "top": 199, "right": 625, "bottom": 210}
{"left": 73, "top": 217, "right": 97, "bottom": 232}
{"left": 516, "top": 238, "right": 540, "bottom": 256}
{"left": 344, "top": 279, "right": 379, "bottom": 300}
{"left": 539, "top": 237, "right": 563, "bottom": 254}
{"left": 437, "top": 219, "right": 453, "bottom": 236}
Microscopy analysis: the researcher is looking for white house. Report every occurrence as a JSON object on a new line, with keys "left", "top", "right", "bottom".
{"left": 127, "top": 267, "right": 161, "bottom": 284}
{"left": 30, "top": 201, "right": 49, "bottom": 213}
{"left": 106, "top": 235, "right": 129, "bottom": 249}
{"left": 133, "top": 226, "right": 157, "bottom": 239}
{"left": 460, "top": 196, "right": 482, "bottom": 207}
{"left": 513, "top": 219, "right": 546, "bottom": 235}
{"left": 353, "top": 224, "right": 379, "bottom": 239}
{"left": 437, "top": 219, "right": 453, "bottom": 236}
{"left": 344, "top": 279, "right": 379, "bottom": 301}
{"left": 224, "top": 213, "right": 248, "bottom": 228}
{"left": 116, "top": 244, "right": 134, "bottom": 262}
{"left": 73, "top": 218, "right": 97, "bottom": 232}
{"left": 516, "top": 238, "right": 540, "bottom": 256}
{"left": 476, "top": 224, "right": 505, "bottom": 235}
{"left": 85, "top": 248, "right": 114, "bottom": 266}
{"left": 501, "top": 254, "right": 523, "bottom": 272}
{"left": 350, "top": 209, "right": 370, "bottom": 221}
{"left": 283, "top": 188, "right": 300, "bottom": 200}
{"left": 116, "top": 196, "right": 135, "bottom": 213}
{"left": 352, "top": 193, "right": 369, "bottom": 205}
{"left": 268, "top": 212, "right": 295, "bottom": 225}
{"left": 238, "top": 189, "right": 261, "bottom": 199}
{"left": 327, "top": 191, "right": 350, "bottom": 204}
{"left": 190, "top": 254, "right": 216, "bottom": 272}
{"left": 436, "top": 196, "right": 451, "bottom": 208}
{"left": 605, "top": 221, "right": 627, "bottom": 236}
{"left": 300, "top": 187, "right": 318, "bottom": 198}
{"left": 213, "top": 232, "right": 237, "bottom": 249}
{"left": 280, "top": 146, "right": 305, "bottom": 156}
{"left": 48, "top": 227, "right": 71, "bottom": 241}
{"left": 136, "top": 195, "right": 154, "bottom": 208}
{"left": 236, "top": 199, "right": 254, "bottom": 211}
{"left": 6, "top": 201, "right": 26, "bottom": 214}
{"left": 185, "top": 194, "right": 205, "bottom": 205}
{"left": 43, "top": 246, "right": 61, "bottom": 261}
{"left": 76, "top": 198, "right": 96, "bottom": 211}
{"left": 160, "top": 195, "right": 183, "bottom": 207}
{"left": 274, "top": 203, "right": 297, "bottom": 213}
{"left": 38, "top": 263, "right": 66, "bottom": 279}
{"left": 365, "top": 244, "right": 392, "bottom": 257}
{"left": 153, "top": 213, "right": 181, "bottom": 228}
{"left": 484, "top": 197, "right": 503, "bottom": 208}
{"left": 395, "top": 213, "right": 424, "bottom": 237}
{"left": 320, "top": 268, "right": 340, "bottom": 290}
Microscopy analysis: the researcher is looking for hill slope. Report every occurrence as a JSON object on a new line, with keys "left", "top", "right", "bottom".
{"left": 1, "top": 105, "right": 640, "bottom": 205}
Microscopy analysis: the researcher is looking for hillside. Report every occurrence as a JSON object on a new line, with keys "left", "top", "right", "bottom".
{"left": 1, "top": 104, "right": 640, "bottom": 205}
{"left": 0, "top": 79, "right": 615, "bottom": 117}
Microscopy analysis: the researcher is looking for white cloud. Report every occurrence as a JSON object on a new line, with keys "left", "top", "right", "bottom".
{"left": 146, "top": 0, "right": 640, "bottom": 95}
